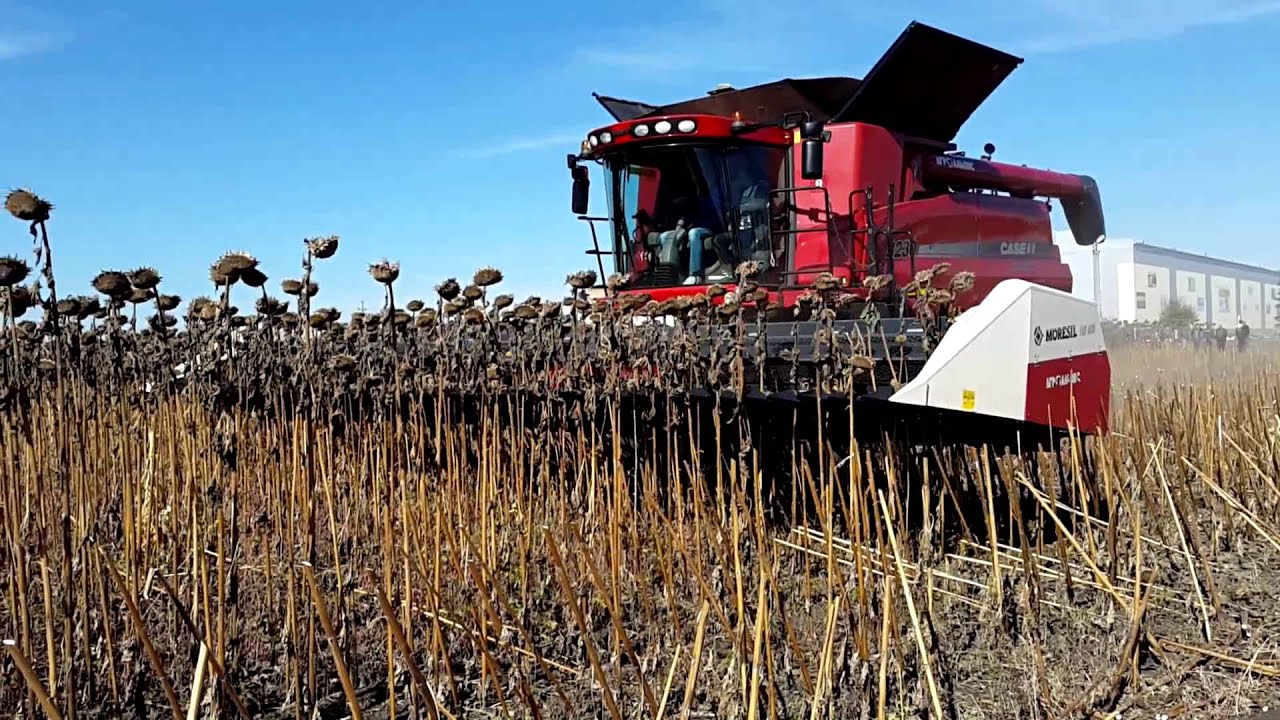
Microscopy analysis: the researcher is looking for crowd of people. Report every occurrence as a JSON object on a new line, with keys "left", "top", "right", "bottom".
{"left": 1102, "top": 318, "right": 1255, "bottom": 352}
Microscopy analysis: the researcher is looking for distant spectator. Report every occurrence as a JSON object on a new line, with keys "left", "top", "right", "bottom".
{"left": 1216, "top": 324, "right": 1228, "bottom": 351}
{"left": 1236, "top": 318, "right": 1250, "bottom": 351}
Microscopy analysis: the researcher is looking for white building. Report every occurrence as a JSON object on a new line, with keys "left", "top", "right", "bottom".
{"left": 1054, "top": 233, "right": 1280, "bottom": 330}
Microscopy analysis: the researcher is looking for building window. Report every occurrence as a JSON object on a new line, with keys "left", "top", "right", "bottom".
{"left": 1219, "top": 288, "right": 1230, "bottom": 313}
{"left": 1136, "top": 292, "right": 1147, "bottom": 310}
{"left": 1187, "top": 276, "right": 1196, "bottom": 292}
{"left": 1248, "top": 285, "right": 1255, "bottom": 296}
{"left": 1147, "top": 272, "right": 1158, "bottom": 288}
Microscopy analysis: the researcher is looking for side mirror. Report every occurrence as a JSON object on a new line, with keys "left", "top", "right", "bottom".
{"left": 570, "top": 162, "right": 590, "bottom": 215}
{"left": 800, "top": 120, "right": 826, "bottom": 181}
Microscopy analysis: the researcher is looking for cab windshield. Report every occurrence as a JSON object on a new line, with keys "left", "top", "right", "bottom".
{"left": 604, "top": 142, "right": 788, "bottom": 288}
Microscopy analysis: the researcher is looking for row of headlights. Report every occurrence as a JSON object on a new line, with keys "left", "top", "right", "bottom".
{"left": 587, "top": 118, "right": 698, "bottom": 148}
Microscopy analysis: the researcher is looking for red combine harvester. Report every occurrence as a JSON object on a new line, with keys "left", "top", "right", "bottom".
{"left": 566, "top": 21, "right": 1111, "bottom": 447}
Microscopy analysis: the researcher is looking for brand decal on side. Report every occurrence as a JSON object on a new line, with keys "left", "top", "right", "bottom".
{"left": 1045, "top": 371, "right": 1081, "bottom": 389}
{"left": 999, "top": 241, "right": 1036, "bottom": 256}
{"left": 1033, "top": 322, "right": 1097, "bottom": 346}
{"left": 935, "top": 156, "right": 976, "bottom": 172}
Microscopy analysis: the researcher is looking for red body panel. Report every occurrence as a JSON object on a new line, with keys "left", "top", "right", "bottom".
{"left": 1024, "top": 350, "right": 1111, "bottom": 434}
{"left": 888, "top": 191, "right": 1072, "bottom": 309}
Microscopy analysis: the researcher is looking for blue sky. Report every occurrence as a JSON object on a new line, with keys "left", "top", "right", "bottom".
{"left": 2, "top": 0, "right": 1278, "bottom": 312}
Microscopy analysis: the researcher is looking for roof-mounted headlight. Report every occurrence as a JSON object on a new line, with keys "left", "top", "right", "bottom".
{"left": 633, "top": 124, "right": 650, "bottom": 137}
{"left": 654, "top": 120, "right": 672, "bottom": 134}
{"left": 600, "top": 131, "right": 613, "bottom": 143}
{"left": 588, "top": 134, "right": 599, "bottom": 147}
{"left": 677, "top": 119, "right": 696, "bottom": 133}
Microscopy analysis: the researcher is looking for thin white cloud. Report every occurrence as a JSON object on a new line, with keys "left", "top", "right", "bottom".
{"left": 0, "top": 31, "right": 66, "bottom": 60}
{"left": 574, "top": 0, "right": 1279, "bottom": 76}
{"left": 1015, "top": 0, "right": 1280, "bottom": 53}
{"left": 456, "top": 132, "right": 585, "bottom": 160}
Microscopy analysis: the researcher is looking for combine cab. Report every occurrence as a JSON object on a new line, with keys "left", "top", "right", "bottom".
{"left": 567, "top": 21, "right": 1110, "bottom": 449}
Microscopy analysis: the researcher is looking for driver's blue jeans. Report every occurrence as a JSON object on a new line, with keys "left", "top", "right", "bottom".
{"left": 660, "top": 228, "right": 715, "bottom": 277}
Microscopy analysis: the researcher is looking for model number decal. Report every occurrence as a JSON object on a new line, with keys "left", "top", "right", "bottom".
{"left": 935, "top": 156, "right": 977, "bottom": 172}
{"left": 1045, "top": 371, "right": 1081, "bottom": 389}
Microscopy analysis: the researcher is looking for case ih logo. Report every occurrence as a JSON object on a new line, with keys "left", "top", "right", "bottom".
{"left": 1045, "top": 371, "right": 1081, "bottom": 389}
{"left": 1033, "top": 324, "right": 1079, "bottom": 345}
{"left": 999, "top": 241, "right": 1037, "bottom": 256}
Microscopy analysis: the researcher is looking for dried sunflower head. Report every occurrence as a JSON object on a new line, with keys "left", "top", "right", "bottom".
{"left": 306, "top": 235, "right": 339, "bottom": 259}
{"left": 812, "top": 272, "right": 840, "bottom": 291}
{"left": 463, "top": 307, "right": 486, "bottom": 325}
{"left": 239, "top": 266, "right": 268, "bottom": 289}
{"left": 926, "top": 262, "right": 952, "bottom": 280}
{"left": 280, "top": 279, "right": 302, "bottom": 296}
{"left": 128, "top": 287, "right": 154, "bottom": 305}
{"left": 415, "top": 309, "right": 438, "bottom": 328}
{"left": 210, "top": 262, "right": 235, "bottom": 286}
{"left": 473, "top": 267, "right": 503, "bottom": 287}
{"left": 214, "top": 252, "right": 257, "bottom": 283}
{"left": 493, "top": 294, "right": 514, "bottom": 311}
{"left": 406, "top": 299, "right": 424, "bottom": 313}
{"left": 513, "top": 304, "right": 538, "bottom": 321}
{"left": 436, "top": 278, "right": 460, "bottom": 301}
{"left": 0, "top": 256, "right": 29, "bottom": 287}
{"left": 56, "top": 297, "right": 81, "bottom": 316}
{"left": 188, "top": 296, "right": 213, "bottom": 316}
{"left": 76, "top": 296, "right": 100, "bottom": 319}
{"left": 129, "top": 267, "right": 162, "bottom": 290}
{"left": 927, "top": 289, "right": 955, "bottom": 305}
{"left": 369, "top": 260, "right": 399, "bottom": 285}
{"left": 736, "top": 260, "right": 763, "bottom": 279}
{"left": 93, "top": 270, "right": 133, "bottom": 300}
{"left": 862, "top": 274, "right": 893, "bottom": 292}
{"left": 462, "top": 284, "right": 484, "bottom": 302}
{"left": 566, "top": 270, "right": 597, "bottom": 290}
{"left": 834, "top": 292, "right": 860, "bottom": 308}
{"left": 5, "top": 189, "right": 53, "bottom": 223}
{"left": 949, "top": 271, "right": 976, "bottom": 293}
{"left": 255, "top": 296, "right": 287, "bottom": 316}
{"left": 157, "top": 294, "right": 181, "bottom": 312}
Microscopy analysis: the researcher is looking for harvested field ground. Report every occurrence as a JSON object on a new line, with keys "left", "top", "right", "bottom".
{"left": 0, "top": 211, "right": 1277, "bottom": 718}
{"left": 2, "top": 343, "right": 1278, "bottom": 719}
